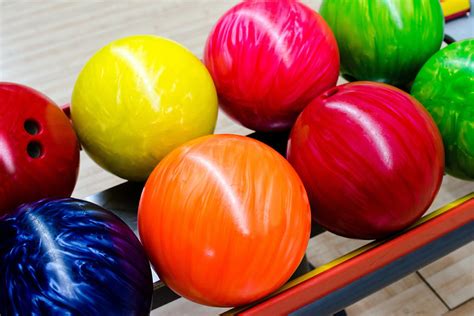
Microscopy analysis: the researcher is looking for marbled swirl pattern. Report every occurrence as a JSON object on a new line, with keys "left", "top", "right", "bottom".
{"left": 412, "top": 39, "right": 474, "bottom": 180}
{"left": 204, "top": 0, "right": 339, "bottom": 132}
{"left": 139, "top": 134, "right": 311, "bottom": 307}
{"left": 0, "top": 198, "right": 152, "bottom": 315}
{"left": 321, "top": 0, "right": 444, "bottom": 88}
{"left": 72, "top": 35, "right": 218, "bottom": 181}
{"left": 287, "top": 82, "right": 444, "bottom": 239}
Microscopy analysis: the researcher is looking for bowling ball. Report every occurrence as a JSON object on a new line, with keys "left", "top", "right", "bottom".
{"left": 0, "top": 198, "right": 152, "bottom": 315}
{"left": 0, "top": 83, "right": 79, "bottom": 215}
{"left": 320, "top": 0, "right": 444, "bottom": 88}
{"left": 139, "top": 134, "right": 311, "bottom": 306}
{"left": 72, "top": 35, "right": 218, "bottom": 181}
{"left": 287, "top": 82, "right": 444, "bottom": 239}
{"left": 412, "top": 39, "right": 474, "bottom": 180}
{"left": 204, "top": 0, "right": 339, "bottom": 132}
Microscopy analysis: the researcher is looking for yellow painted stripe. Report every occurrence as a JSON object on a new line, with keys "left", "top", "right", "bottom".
{"left": 411, "top": 192, "right": 473, "bottom": 225}
{"left": 441, "top": 0, "right": 470, "bottom": 17}
{"left": 227, "top": 192, "right": 473, "bottom": 315}
{"left": 269, "top": 192, "right": 473, "bottom": 291}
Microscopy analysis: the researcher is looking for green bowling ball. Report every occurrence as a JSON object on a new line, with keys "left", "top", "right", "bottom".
{"left": 412, "top": 39, "right": 474, "bottom": 180}
{"left": 320, "top": 0, "right": 444, "bottom": 88}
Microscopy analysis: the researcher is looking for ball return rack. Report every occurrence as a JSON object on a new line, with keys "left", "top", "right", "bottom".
{"left": 85, "top": 127, "right": 473, "bottom": 315}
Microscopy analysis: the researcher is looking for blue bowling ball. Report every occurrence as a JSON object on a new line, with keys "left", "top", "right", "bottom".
{"left": 0, "top": 198, "right": 152, "bottom": 315}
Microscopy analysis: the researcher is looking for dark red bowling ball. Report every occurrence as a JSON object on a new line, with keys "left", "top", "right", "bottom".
{"left": 0, "top": 83, "right": 80, "bottom": 215}
{"left": 287, "top": 82, "right": 444, "bottom": 239}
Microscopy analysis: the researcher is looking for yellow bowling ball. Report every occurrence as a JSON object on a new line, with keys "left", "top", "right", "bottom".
{"left": 72, "top": 35, "right": 218, "bottom": 181}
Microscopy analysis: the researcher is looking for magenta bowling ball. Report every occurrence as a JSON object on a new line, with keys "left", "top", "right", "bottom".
{"left": 287, "top": 82, "right": 444, "bottom": 239}
{"left": 0, "top": 83, "right": 80, "bottom": 215}
{"left": 204, "top": 0, "right": 339, "bottom": 132}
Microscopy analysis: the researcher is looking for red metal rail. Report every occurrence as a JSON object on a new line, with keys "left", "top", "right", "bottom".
{"left": 226, "top": 193, "right": 474, "bottom": 315}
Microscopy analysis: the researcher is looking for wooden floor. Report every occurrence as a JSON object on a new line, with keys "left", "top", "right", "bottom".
{"left": 1, "top": 1, "right": 472, "bottom": 315}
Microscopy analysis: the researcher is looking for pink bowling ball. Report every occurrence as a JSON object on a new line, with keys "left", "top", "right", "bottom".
{"left": 205, "top": 0, "right": 339, "bottom": 132}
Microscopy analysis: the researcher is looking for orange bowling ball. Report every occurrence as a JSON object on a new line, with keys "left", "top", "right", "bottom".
{"left": 138, "top": 134, "right": 311, "bottom": 307}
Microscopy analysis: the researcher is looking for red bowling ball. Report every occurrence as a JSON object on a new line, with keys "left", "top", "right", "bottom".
{"left": 204, "top": 0, "right": 339, "bottom": 132}
{"left": 0, "top": 83, "right": 80, "bottom": 215}
{"left": 287, "top": 82, "right": 444, "bottom": 239}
